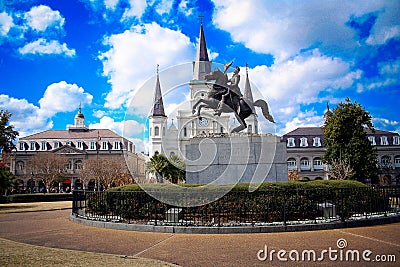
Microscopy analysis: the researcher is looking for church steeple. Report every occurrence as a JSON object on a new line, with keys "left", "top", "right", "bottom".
{"left": 244, "top": 64, "right": 255, "bottom": 113}
{"left": 193, "top": 16, "right": 211, "bottom": 80}
{"left": 243, "top": 64, "right": 258, "bottom": 134}
{"left": 151, "top": 65, "right": 166, "bottom": 117}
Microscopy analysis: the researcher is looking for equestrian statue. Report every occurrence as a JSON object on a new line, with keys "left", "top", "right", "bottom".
{"left": 192, "top": 62, "right": 275, "bottom": 133}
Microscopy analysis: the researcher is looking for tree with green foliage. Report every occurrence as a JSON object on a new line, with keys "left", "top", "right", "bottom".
{"left": 0, "top": 110, "right": 19, "bottom": 195}
{"left": 0, "top": 110, "right": 19, "bottom": 153}
{"left": 323, "top": 98, "right": 378, "bottom": 182}
{"left": 146, "top": 154, "right": 186, "bottom": 183}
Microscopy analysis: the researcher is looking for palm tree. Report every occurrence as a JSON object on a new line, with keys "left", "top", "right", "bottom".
{"left": 146, "top": 154, "right": 186, "bottom": 184}
{"left": 146, "top": 154, "right": 169, "bottom": 183}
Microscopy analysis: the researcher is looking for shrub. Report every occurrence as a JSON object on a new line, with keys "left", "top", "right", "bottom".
{"left": 83, "top": 181, "right": 388, "bottom": 224}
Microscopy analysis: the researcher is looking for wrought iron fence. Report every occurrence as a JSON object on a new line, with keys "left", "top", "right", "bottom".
{"left": 72, "top": 186, "right": 400, "bottom": 227}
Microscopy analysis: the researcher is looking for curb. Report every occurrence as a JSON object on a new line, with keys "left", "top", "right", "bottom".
{"left": 70, "top": 214, "right": 400, "bottom": 234}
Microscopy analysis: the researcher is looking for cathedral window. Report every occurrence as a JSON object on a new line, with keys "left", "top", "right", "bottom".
{"left": 155, "top": 126, "right": 160, "bottom": 136}
{"left": 183, "top": 127, "right": 187, "bottom": 137}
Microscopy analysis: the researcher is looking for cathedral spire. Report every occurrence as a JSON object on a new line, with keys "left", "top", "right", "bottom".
{"left": 193, "top": 16, "right": 211, "bottom": 80}
{"left": 244, "top": 64, "right": 255, "bottom": 113}
{"left": 151, "top": 64, "right": 166, "bottom": 117}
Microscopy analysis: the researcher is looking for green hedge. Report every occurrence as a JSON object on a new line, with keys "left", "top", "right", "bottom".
{"left": 3, "top": 193, "right": 73, "bottom": 203}
{"left": 83, "top": 181, "right": 390, "bottom": 224}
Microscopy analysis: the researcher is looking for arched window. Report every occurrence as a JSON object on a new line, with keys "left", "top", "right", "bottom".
{"left": 287, "top": 158, "right": 297, "bottom": 170}
{"left": 183, "top": 127, "right": 187, "bottom": 137}
{"left": 300, "top": 157, "right": 310, "bottom": 171}
{"left": 155, "top": 126, "right": 159, "bottom": 136}
{"left": 313, "top": 157, "right": 323, "bottom": 170}
{"left": 154, "top": 151, "right": 159, "bottom": 156}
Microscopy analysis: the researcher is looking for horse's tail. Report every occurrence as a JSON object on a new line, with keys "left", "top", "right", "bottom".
{"left": 253, "top": 99, "right": 275, "bottom": 123}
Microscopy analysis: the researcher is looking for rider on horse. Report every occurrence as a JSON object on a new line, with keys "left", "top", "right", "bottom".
{"left": 214, "top": 63, "right": 243, "bottom": 116}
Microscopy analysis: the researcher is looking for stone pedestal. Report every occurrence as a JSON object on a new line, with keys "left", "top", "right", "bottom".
{"left": 185, "top": 134, "right": 288, "bottom": 184}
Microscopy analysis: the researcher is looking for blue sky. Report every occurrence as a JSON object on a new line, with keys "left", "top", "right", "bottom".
{"left": 0, "top": 0, "right": 399, "bottom": 152}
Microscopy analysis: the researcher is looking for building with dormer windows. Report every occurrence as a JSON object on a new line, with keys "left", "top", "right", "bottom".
{"left": 282, "top": 127, "right": 400, "bottom": 184}
{"left": 11, "top": 107, "right": 146, "bottom": 192}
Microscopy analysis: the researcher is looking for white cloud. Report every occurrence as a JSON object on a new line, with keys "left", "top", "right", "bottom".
{"left": 122, "top": 0, "right": 148, "bottom": 20}
{"left": 178, "top": 0, "right": 194, "bottom": 16}
{"left": 18, "top": 38, "right": 76, "bottom": 56}
{"left": 0, "top": 12, "right": 14, "bottom": 36}
{"left": 212, "top": 0, "right": 398, "bottom": 61}
{"left": 0, "top": 81, "right": 93, "bottom": 137}
{"left": 24, "top": 5, "right": 65, "bottom": 32}
{"left": 232, "top": 50, "right": 361, "bottom": 133}
{"left": 279, "top": 110, "right": 325, "bottom": 136}
{"left": 0, "top": 94, "right": 52, "bottom": 137}
{"left": 155, "top": 0, "right": 174, "bottom": 16}
{"left": 99, "top": 22, "right": 195, "bottom": 109}
{"left": 366, "top": 1, "right": 400, "bottom": 45}
{"left": 92, "top": 109, "right": 106, "bottom": 118}
{"left": 89, "top": 116, "right": 145, "bottom": 137}
{"left": 104, "top": 0, "right": 119, "bottom": 10}
{"left": 38, "top": 81, "right": 93, "bottom": 117}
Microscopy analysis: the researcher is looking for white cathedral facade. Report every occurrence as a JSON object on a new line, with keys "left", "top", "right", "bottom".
{"left": 148, "top": 22, "right": 258, "bottom": 158}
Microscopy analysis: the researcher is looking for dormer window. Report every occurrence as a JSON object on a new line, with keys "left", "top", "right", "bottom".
{"left": 313, "top": 137, "right": 321, "bottom": 147}
{"left": 380, "top": 136, "right": 388, "bottom": 146}
{"left": 300, "top": 137, "right": 308, "bottom": 147}
{"left": 287, "top": 138, "right": 295, "bottom": 147}
{"left": 19, "top": 142, "right": 25, "bottom": 151}
{"left": 40, "top": 141, "right": 47, "bottom": 151}
{"left": 77, "top": 141, "right": 83, "bottom": 150}
{"left": 368, "top": 136, "right": 376, "bottom": 146}
{"left": 101, "top": 141, "right": 108, "bottom": 150}
{"left": 393, "top": 136, "right": 400, "bottom": 145}
{"left": 29, "top": 142, "right": 36, "bottom": 151}
{"left": 89, "top": 141, "right": 96, "bottom": 150}
{"left": 113, "top": 141, "right": 120, "bottom": 150}
{"left": 54, "top": 141, "right": 61, "bottom": 149}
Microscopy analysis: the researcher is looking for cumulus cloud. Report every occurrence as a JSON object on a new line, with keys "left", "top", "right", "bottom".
{"left": 122, "top": 0, "right": 148, "bottom": 20}
{"left": 99, "top": 22, "right": 195, "bottom": 109}
{"left": 366, "top": 1, "right": 400, "bottom": 45}
{"left": 1, "top": 81, "right": 93, "bottom": 137}
{"left": 279, "top": 110, "right": 325, "bottom": 135}
{"left": 0, "top": 94, "right": 52, "bottom": 137}
{"left": 18, "top": 38, "right": 76, "bottom": 56}
{"left": 0, "top": 12, "right": 14, "bottom": 36}
{"left": 244, "top": 50, "right": 360, "bottom": 120}
{"left": 24, "top": 5, "right": 65, "bottom": 32}
{"left": 38, "top": 81, "right": 93, "bottom": 117}
{"left": 178, "top": 0, "right": 194, "bottom": 16}
{"left": 89, "top": 116, "right": 145, "bottom": 137}
{"left": 212, "top": 0, "right": 399, "bottom": 61}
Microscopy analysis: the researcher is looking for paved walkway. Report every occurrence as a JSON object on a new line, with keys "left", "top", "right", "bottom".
{"left": 0, "top": 209, "right": 399, "bottom": 266}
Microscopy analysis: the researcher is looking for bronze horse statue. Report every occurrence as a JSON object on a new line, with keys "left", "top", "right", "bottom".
{"left": 192, "top": 68, "right": 275, "bottom": 133}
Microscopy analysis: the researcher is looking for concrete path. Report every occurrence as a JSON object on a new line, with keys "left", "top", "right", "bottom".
{"left": 0, "top": 209, "right": 399, "bottom": 266}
